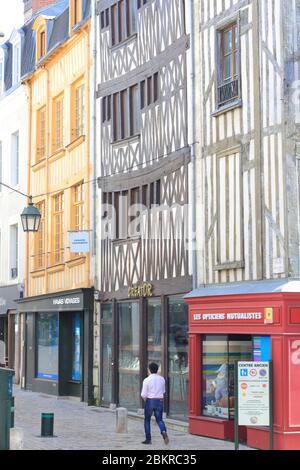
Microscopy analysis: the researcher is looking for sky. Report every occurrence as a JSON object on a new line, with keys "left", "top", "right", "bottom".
{"left": 0, "top": 0, "right": 24, "bottom": 44}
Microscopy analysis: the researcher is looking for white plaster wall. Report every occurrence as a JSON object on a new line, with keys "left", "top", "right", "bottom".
{"left": 0, "top": 84, "right": 28, "bottom": 288}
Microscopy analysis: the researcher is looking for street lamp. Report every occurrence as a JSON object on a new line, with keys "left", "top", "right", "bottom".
{"left": 0, "top": 183, "right": 41, "bottom": 232}
{"left": 21, "top": 196, "right": 41, "bottom": 232}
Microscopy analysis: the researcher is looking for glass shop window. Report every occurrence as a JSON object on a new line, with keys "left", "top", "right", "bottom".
{"left": 202, "top": 335, "right": 252, "bottom": 420}
{"left": 37, "top": 312, "right": 59, "bottom": 380}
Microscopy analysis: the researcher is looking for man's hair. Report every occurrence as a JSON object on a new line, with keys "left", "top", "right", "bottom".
{"left": 149, "top": 362, "right": 159, "bottom": 374}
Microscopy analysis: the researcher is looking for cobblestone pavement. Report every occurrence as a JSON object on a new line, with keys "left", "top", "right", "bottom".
{"left": 13, "top": 388, "right": 251, "bottom": 450}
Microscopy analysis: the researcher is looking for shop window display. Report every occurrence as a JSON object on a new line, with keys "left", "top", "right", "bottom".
{"left": 168, "top": 296, "right": 189, "bottom": 420}
{"left": 202, "top": 335, "right": 252, "bottom": 419}
{"left": 118, "top": 302, "right": 140, "bottom": 410}
{"left": 37, "top": 312, "right": 59, "bottom": 380}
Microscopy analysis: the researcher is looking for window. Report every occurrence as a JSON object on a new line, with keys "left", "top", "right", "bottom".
{"left": 39, "top": 30, "right": 46, "bottom": 59}
{"left": 34, "top": 201, "right": 45, "bottom": 269}
{"left": 102, "top": 95, "right": 111, "bottom": 123}
{"left": 101, "top": 8, "right": 110, "bottom": 29}
{"left": 0, "top": 59, "right": 4, "bottom": 95}
{"left": 112, "top": 86, "right": 139, "bottom": 141}
{"left": 53, "top": 192, "right": 64, "bottom": 264}
{"left": 10, "top": 224, "right": 18, "bottom": 279}
{"left": 167, "top": 296, "right": 189, "bottom": 420}
{"left": 106, "top": 181, "right": 160, "bottom": 240}
{"left": 217, "top": 22, "right": 239, "bottom": 107}
{"left": 11, "top": 131, "right": 19, "bottom": 186}
{"left": 140, "top": 73, "right": 159, "bottom": 109}
{"left": 137, "top": 0, "right": 148, "bottom": 7}
{"left": 36, "top": 107, "right": 46, "bottom": 161}
{"left": 12, "top": 43, "right": 20, "bottom": 85}
{"left": 202, "top": 335, "right": 252, "bottom": 420}
{"left": 0, "top": 142, "right": 2, "bottom": 193}
{"left": 74, "top": 0, "right": 81, "bottom": 25}
{"left": 72, "top": 182, "right": 84, "bottom": 231}
{"left": 37, "top": 313, "right": 58, "bottom": 380}
{"left": 118, "top": 302, "right": 140, "bottom": 410}
{"left": 110, "top": 0, "right": 136, "bottom": 46}
{"left": 71, "top": 81, "right": 85, "bottom": 140}
{"left": 70, "top": 0, "right": 82, "bottom": 29}
{"left": 52, "top": 94, "right": 64, "bottom": 152}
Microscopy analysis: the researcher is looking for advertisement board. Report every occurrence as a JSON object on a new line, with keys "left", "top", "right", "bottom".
{"left": 238, "top": 362, "right": 270, "bottom": 426}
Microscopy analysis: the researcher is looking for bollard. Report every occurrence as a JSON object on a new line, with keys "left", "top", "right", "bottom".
{"left": 10, "top": 428, "right": 24, "bottom": 450}
{"left": 10, "top": 396, "right": 15, "bottom": 428}
{"left": 41, "top": 413, "right": 54, "bottom": 437}
{"left": 116, "top": 407, "right": 128, "bottom": 433}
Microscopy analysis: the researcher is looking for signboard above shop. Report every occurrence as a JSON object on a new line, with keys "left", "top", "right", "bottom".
{"left": 190, "top": 307, "right": 277, "bottom": 325}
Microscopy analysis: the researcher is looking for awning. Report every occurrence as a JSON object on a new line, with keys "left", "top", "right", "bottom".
{"left": 185, "top": 278, "right": 300, "bottom": 299}
{"left": 0, "top": 284, "right": 22, "bottom": 316}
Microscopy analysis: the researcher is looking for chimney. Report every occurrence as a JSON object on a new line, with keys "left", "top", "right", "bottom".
{"left": 23, "top": 0, "right": 59, "bottom": 23}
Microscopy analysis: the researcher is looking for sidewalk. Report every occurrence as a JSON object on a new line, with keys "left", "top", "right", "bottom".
{"left": 13, "top": 388, "right": 251, "bottom": 450}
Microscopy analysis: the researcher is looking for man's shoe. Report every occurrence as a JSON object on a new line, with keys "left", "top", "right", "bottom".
{"left": 142, "top": 440, "right": 152, "bottom": 444}
{"left": 162, "top": 431, "right": 169, "bottom": 445}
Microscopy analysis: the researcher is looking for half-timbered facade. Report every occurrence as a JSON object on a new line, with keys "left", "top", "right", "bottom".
{"left": 187, "top": 0, "right": 300, "bottom": 449}
{"left": 94, "top": 0, "right": 191, "bottom": 419}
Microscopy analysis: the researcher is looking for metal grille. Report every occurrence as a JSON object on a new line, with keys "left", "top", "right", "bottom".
{"left": 218, "top": 79, "right": 239, "bottom": 106}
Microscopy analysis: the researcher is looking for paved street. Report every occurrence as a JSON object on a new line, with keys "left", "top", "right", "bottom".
{"left": 13, "top": 387, "right": 251, "bottom": 450}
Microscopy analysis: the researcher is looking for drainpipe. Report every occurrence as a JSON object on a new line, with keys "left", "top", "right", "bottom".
{"left": 91, "top": 0, "right": 97, "bottom": 279}
{"left": 186, "top": 0, "right": 197, "bottom": 290}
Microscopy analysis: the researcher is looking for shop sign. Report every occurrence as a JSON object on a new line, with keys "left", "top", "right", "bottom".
{"left": 69, "top": 231, "right": 90, "bottom": 253}
{"left": 128, "top": 283, "right": 153, "bottom": 298}
{"left": 238, "top": 362, "right": 270, "bottom": 426}
{"left": 53, "top": 297, "right": 81, "bottom": 306}
{"left": 264, "top": 308, "right": 274, "bottom": 324}
{"left": 193, "top": 311, "right": 264, "bottom": 322}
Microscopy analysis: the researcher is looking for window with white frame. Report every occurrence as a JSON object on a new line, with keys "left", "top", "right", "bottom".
{"left": 11, "top": 131, "right": 19, "bottom": 186}
{"left": 12, "top": 42, "right": 21, "bottom": 85}
{"left": 0, "top": 59, "right": 4, "bottom": 95}
{"left": 0, "top": 141, "right": 2, "bottom": 192}
{"left": 10, "top": 224, "right": 18, "bottom": 280}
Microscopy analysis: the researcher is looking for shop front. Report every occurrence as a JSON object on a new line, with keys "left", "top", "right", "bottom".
{"left": 17, "top": 288, "right": 94, "bottom": 403}
{"left": 185, "top": 279, "right": 300, "bottom": 450}
{"left": 0, "top": 285, "right": 22, "bottom": 378}
{"left": 99, "top": 285, "right": 189, "bottom": 421}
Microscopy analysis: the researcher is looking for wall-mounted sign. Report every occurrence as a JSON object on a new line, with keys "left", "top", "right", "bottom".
{"left": 53, "top": 297, "right": 81, "bottom": 306}
{"left": 238, "top": 362, "right": 270, "bottom": 426}
{"left": 264, "top": 308, "right": 274, "bottom": 324}
{"left": 191, "top": 307, "right": 279, "bottom": 325}
{"left": 69, "top": 231, "right": 90, "bottom": 253}
{"left": 128, "top": 283, "right": 153, "bottom": 298}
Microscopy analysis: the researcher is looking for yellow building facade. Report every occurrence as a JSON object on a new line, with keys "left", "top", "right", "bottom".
{"left": 27, "top": 7, "right": 91, "bottom": 297}
{"left": 18, "top": 1, "right": 94, "bottom": 402}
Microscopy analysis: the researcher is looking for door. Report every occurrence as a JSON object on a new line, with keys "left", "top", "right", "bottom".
{"left": 59, "top": 311, "right": 82, "bottom": 397}
{"left": 25, "top": 313, "right": 35, "bottom": 390}
{"left": 100, "top": 303, "right": 113, "bottom": 406}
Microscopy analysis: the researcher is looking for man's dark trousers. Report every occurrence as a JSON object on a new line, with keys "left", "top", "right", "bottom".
{"left": 144, "top": 398, "right": 167, "bottom": 441}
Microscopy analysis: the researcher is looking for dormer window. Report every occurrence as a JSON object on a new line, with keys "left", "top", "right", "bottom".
{"left": 70, "top": 0, "right": 82, "bottom": 30}
{"left": 0, "top": 59, "right": 4, "bottom": 95}
{"left": 32, "top": 17, "right": 49, "bottom": 64}
{"left": 12, "top": 43, "right": 21, "bottom": 85}
{"left": 9, "top": 30, "right": 22, "bottom": 87}
{"left": 38, "top": 29, "right": 46, "bottom": 60}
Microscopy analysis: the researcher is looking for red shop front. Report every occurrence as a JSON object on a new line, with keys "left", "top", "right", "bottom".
{"left": 185, "top": 280, "right": 300, "bottom": 450}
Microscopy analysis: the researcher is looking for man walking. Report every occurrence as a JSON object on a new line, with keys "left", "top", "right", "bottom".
{"left": 141, "top": 362, "right": 169, "bottom": 445}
